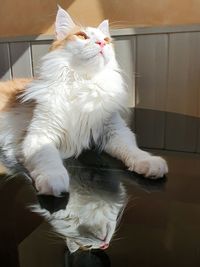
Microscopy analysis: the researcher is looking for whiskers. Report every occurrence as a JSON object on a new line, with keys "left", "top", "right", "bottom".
{"left": 112, "top": 236, "right": 126, "bottom": 242}
{"left": 110, "top": 20, "right": 134, "bottom": 29}
{"left": 81, "top": 48, "right": 100, "bottom": 60}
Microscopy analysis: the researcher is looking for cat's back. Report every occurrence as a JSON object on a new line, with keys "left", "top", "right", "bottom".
{"left": 0, "top": 78, "right": 31, "bottom": 112}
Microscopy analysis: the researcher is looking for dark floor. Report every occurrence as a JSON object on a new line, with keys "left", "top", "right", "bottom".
{"left": 1, "top": 149, "right": 200, "bottom": 267}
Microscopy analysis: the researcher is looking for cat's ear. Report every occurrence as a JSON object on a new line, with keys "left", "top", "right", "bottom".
{"left": 55, "top": 5, "right": 76, "bottom": 40}
{"left": 98, "top": 20, "right": 110, "bottom": 36}
{"left": 67, "top": 239, "right": 80, "bottom": 253}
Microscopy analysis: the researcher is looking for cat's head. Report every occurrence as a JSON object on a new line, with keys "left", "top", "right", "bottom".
{"left": 50, "top": 6, "right": 116, "bottom": 75}
{"left": 50, "top": 183, "right": 126, "bottom": 253}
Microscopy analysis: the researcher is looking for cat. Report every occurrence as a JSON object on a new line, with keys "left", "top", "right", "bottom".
{"left": 0, "top": 6, "right": 168, "bottom": 196}
{"left": 34, "top": 164, "right": 127, "bottom": 253}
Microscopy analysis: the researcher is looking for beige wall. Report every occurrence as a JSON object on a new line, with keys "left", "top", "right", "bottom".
{"left": 1, "top": 0, "right": 200, "bottom": 38}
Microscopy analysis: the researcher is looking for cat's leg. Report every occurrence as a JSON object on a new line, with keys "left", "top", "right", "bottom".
{"left": 22, "top": 134, "right": 69, "bottom": 196}
{"left": 0, "top": 111, "right": 24, "bottom": 171}
{"left": 103, "top": 113, "right": 168, "bottom": 178}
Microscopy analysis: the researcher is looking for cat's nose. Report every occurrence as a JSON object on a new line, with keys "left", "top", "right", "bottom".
{"left": 100, "top": 243, "right": 109, "bottom": 250}
{"left": 95, "top": 41, "right": 106, "bottom": 48}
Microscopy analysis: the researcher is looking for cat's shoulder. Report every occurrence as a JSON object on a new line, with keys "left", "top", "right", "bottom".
{"left": 0, "top": 78, "right": 32, "bottom": 111}
{"left": 0, "top": 78, "right": 32, "bottom": 93}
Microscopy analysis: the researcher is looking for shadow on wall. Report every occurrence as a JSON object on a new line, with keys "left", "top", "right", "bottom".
{"left": 99, "top": 0, "right": 200, "bottom": 27}
{"left": 0, "top": 1, "right": 75, "bottom": 38}
{"left": 0, "top": 38, "right": 53, "bottom": 80}
{"left": 0, "top": 1, "right": 75, "bottom": 80}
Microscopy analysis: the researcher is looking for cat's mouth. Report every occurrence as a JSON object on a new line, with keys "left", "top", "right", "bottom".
{"left": 100, "top": 243, "right": 109, "bottom": 250}
{"left": 76, "top": 242, "right": 109, "bottom": 251}
{"left": 84, "top": 49, "right": 105, "bottom": 61}
{"left": 79, "top": 243, "right": 109, "bottom": 251}
{"left": 98, "top": 48, "right": 106, "bottom": 57}
{"left": 88, "top": 52, "right": 104, "bottom": 60}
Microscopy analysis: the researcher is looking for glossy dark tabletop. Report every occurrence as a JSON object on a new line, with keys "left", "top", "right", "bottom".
{"left": 0, "top": 149, "right": 200, "bottom": 267}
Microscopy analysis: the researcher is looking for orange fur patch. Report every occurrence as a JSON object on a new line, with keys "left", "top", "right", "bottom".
{"left": 0, "top": 78, "right": 32, "bottom": 112}
{"left": 49, "top": 26, "right": 82, "bottom": 51}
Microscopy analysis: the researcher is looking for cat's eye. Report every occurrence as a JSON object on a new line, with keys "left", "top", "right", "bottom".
{"left": 104, "top": 37, "right": 111, "bottom": 44}
{"left": 75, "top": 32, "right": 89, "bottom": 40}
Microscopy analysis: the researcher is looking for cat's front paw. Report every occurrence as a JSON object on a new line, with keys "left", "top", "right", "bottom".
{"left": 32, "top": 168, "right": 70, "bottom": 196}
{"left": 128, "top": 156, "right": 168, "bottom": 179}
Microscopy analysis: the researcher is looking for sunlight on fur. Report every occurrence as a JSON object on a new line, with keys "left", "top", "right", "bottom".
{"left": 0, "top": 6, "right": 168, "bottom": 198}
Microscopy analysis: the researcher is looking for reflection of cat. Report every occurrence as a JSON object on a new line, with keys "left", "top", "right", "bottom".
{"left": 0, "top": 6, "right": 168, "bottom": 196}
{"left": 39, "top": 166, "right": 127, "bottom": 253}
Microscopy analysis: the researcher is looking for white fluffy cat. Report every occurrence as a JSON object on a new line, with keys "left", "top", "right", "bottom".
{"left": 43, "top": 166, "right": 127, "bottom": 253}
{"left": 0, "top": 6, "right": 168, "bottom": 196}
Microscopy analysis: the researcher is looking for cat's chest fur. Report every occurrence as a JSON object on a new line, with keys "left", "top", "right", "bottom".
{"left": 25, "top": 64, "right": 126, "bottom": 158}
{"left": 52, "top": 73, "right": 125, "bottom": 157}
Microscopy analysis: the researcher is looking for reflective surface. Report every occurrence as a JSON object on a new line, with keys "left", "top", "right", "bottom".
{"left": 1, "top": 149, "right": 200, "bottom": 267}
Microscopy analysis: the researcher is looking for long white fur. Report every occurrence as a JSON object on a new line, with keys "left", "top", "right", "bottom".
{"left": 0, "top": 7, "right": 168, "bottom": 196}
{"left": 32, "top": 168, "right": 127, "bottom": 253}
